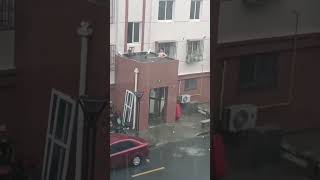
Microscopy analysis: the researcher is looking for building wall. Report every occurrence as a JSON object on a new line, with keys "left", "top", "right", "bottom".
{"left": 114, "top": 55, "right": 179, "bottom": 130}
{"left": 217, "top": 34, "right": 320, "bottom": 129}
{"left": 218, "top": 0, "right": 320, "bottom": 43}
{"left": 178, "top": 72, "right": 210, "bottom": 103}
{"left": 110, "top": 0, "right": 211, "bottom": 84}
{"left": 14, "top": 0, "right": 108, "bottom": 179}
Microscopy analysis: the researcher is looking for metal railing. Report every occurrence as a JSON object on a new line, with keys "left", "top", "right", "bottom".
{"left": 0, "top": 0, "right": 14, "bottom": 30}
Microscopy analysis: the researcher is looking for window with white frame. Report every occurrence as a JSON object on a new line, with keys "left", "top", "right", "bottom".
{"left": 156, "top": 42, "right": 176, "bottom": 59}
{"left": 42, "top": 89, "right": 76, "bottom": 180}
{"left": 186, "top": 40, "right": 203, "bottom": 63}
{"left": 127, "top": 22, "right": 140, "bottom": 43}
{"left": 190, "top": 0, "right": 201, "bottom": 19}
{"left": 158, "top": 0, "right": 173, "bottom": 20}
{"left": 110, "top": 44, "right": 116, "bottom": 71}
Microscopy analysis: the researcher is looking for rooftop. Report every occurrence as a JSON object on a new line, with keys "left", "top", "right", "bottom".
{"left": 123, "top": 52, "right": 175, "bottom": 63}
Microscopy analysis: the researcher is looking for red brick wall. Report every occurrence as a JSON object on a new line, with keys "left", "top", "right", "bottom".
{"left": 14, "top": 0, "right": 108, "bottom": 179}
{"left": 113, "top": 56, "right": 179, "bottom": 130}
{"left": 218, "top": 35, "right": 320, "bottom": 130}
{"left": 178, "top": 72, "right": 210, "bottom": 103}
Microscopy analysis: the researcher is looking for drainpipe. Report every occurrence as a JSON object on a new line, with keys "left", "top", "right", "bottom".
{"left": 75, "top": 21, "right": 93, "bottom": 180}
{"left": 141, "top": 0, "right": 146, "bottom": 51}
{"left": 134, "top": 67, "right": 139, "bottom": 92}
{"left": 219, "top": 61, "right": 227, "bottom": 119}
{"left": 133, "top": 68, "right": 139, "bottom": 129}
{"left": 115, "top": 0, "right": 119, "bottom": 51}
{"left": 148, "top": 0, "right": 153, "bottom": 50}
{"left": 124, "top": 0, "right": 129, "bottom": 52}
{"left": 258, "top": 10, "right": 300, "bottom": 109}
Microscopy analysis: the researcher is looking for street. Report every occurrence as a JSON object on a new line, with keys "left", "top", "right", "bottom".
{"left": 110, "top": 135, "right": 210, "bottom": 180}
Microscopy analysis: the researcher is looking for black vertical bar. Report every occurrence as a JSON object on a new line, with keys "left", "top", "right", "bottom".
{"left": 82, "top": 113, "right": 89, "bottom": 180}
{"left": 90, "top": 123, "right": 97, "bottom": 180}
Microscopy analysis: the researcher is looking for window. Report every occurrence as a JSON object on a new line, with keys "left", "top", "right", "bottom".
{"left": 111, "top": 141, "right": 136, "bottom": 154}
{"left": 158, "top": 0, "right": 173, "bottom": 20}
{"left": 185, "top": 78, "right": 197, "bottom": 91}
{"left": 156, "top": 42, "right": 176, "bottom": 58}
{"left": 127, "top": 22, "right": 140, "bottom": 43}
{"left": 0, "top": 0, "right": 15, "bottom": 28}
{"left": 190, "top": 0, "right": 201, "bottom": 19}
{"left": 239, "top": 53, "right": 279, "bottom": 90}
{"left": 186, "top": 40, "right": 203, "bottom": 63}
{"left": 42, "top": 89, "right": 76, "bottom": 180}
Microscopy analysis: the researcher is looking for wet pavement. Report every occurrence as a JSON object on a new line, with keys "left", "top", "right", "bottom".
{"left": 223, "top": 130, "right": 320, "bottom": 180}
{"left": 110, "top": 135, "right": 210, "bottom": 180}
{"left": 137, "top": 111, "right": 210, "bottom": 148}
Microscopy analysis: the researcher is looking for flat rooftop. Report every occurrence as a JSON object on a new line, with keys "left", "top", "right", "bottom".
{"left": 123, "top": 52, "right": 175, "bottom": 63}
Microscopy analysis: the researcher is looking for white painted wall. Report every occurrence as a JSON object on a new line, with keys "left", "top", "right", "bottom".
{"left": 218, "top": 0, "right": 320, "bottom": 43}
{"left": 109, "top": 0, "right": 211, "bottom": 84}
{"left": 0, "top": 31, "right": 15, "bottom": 70}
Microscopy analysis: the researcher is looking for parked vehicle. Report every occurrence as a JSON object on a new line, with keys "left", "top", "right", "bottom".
{"left": 110, "top": 133, "right": 149, "bottom": 169}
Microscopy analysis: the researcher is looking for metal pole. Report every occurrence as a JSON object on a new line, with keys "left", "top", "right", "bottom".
{"left": 81, "top": 112, "right": 90, "bottom": 180}
{"left": 137, "top": 98, "right": 140, "bottom": 135}
{"left": 89, "top": 116, "right": 97, "bottom": 180}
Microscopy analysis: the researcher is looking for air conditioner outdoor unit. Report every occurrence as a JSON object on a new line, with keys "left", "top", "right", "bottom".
{"left": 179, "top": 95, "right": 191, "bottom": 103}
{"left": 223, "top": 104, "right": 257, "bottom": 132}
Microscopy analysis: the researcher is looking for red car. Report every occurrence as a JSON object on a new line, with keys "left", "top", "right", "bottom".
{"left": 110, "top": 133, "right": 150, "bottom": 168}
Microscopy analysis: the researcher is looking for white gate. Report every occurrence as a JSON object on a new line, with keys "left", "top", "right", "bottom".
{"left": 122, "top": 90, "right": 137, "bottom": 129}
{"left": 41, "top": 89, "right": 76, "bottom": 180}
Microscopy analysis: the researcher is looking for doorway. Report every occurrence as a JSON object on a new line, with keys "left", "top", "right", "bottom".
{"left": 149, "top": 87, "right": 168, "bottom": 127}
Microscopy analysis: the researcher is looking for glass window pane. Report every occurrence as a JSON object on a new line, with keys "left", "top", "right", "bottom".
{"left": 49, "top": 95, "right": 58, "bottom": 134}
{"left": 63, "top": 102, "right": 72, "bottom": 143}
{"left": 190, "top": 1, "right": 195, "bottom": 19}
{"left": 185, "top": 79, "right": 197, "bottom": 90}
{"left": 111, "top": 144, "right": 118, "bottom": 154}
{"left": 54, "top": 99, "right": 66, "bottom": 140}
{"left": 166, "top": 1, "right": 173, "bottom": 20}
{"left": 158, "top": 1, "right": 166, "bottom": 20}
{"left": 49, "top": 144, "right": 65, "bottom": 180}
{"left": 195, "top": 1, "right": 200, "bottom": 19}
{"left": 127, "top": 22, "right": 133, "bottom": 43}
{"left": 134, "top": 23, "right": 139, "bottom": 42}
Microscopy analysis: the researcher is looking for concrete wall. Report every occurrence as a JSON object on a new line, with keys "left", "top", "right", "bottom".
{"left": 0, "top": 30, "right": 15, "bottom": 70}
{"left": 109, "top": 0, "right": 211, "bottom": 84}
{"left": 219, "top": 0, "right": 320, "bottom": 43}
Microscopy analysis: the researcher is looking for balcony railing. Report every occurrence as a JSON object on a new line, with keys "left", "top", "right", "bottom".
{"left": 0, "top": 0, "right": 14, "bottom": 30}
